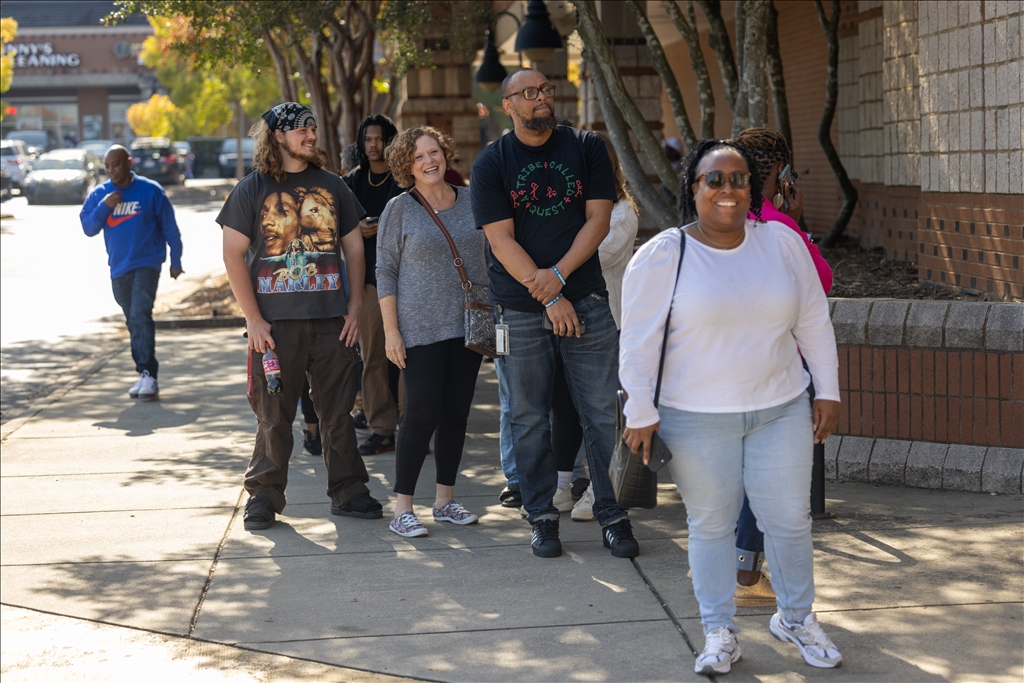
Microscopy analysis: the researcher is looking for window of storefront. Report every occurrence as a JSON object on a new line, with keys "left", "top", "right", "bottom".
{"left": 108, "top": 102, "right": 131, "bottom": 144}
{"left": 1, "top": 102, "right": 79, "bottom": 146}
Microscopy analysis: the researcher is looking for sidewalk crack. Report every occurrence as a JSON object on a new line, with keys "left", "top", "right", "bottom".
{"left": 630, "top": 557, "right": 700, "bottom": 658}
{"left": 188, "top": 488, "right": 244, "bottom": 637}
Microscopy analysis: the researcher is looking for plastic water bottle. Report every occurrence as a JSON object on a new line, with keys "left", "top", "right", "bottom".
{"left": 262, "top": 345, "right": 282, "bottom": 394}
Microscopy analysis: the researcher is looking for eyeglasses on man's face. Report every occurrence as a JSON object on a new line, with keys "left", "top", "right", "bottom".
{"left": 504, "top": 85, "right": 556, "bottom": 101}
{"left": 696, "top": 170, "right": 751, "bottom": 190}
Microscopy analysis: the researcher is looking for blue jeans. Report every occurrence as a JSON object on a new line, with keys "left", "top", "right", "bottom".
{"left": 499, "top": 293, "right": 625, "bottom": 527}
{"left": 111, "top": 266, "right": 160, "bottom": 378}
{"left": 658, "top": 391, "right": 816, "bottom": 632}
{"left": 494, "top": 356, "right": 518, "bottom": 488}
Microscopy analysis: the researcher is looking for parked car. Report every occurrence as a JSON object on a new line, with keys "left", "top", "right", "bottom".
{"left": 1, "top": 139, "right": 30, "bottom": 190}
{"left": 23, "top": 149, "right": 103, "bottom": 204}
{"left": 186, "top": 136, "right": 225, "bottom": 178}
{"left": 218, "top": 137, "right": 256, "bottom": 178}
{"left": 0, "top": 165, "right": 12, "bottom": 202}
{"left": 130, "top": 137, "right": 186, "bottom": 185}
{"left": 5, "top": 129, "right": 60, "bottom": 158}
{"left": 173, "top": 140, "right": 195, "bottom": 179}
{"left": 76, "top": 139, "right": 116, "bottom": 157}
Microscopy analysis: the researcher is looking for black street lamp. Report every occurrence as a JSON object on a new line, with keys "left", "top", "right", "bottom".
{"left": 515, "top": 0, "right": 563, "bottom": 63}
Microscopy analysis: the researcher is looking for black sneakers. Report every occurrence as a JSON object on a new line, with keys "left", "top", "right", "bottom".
{"left": 603, "top": 518, "right": 640, "bottom": 558}
{"left": 499, "top": 485, "right": 522, "bottom": 508}
{"left": 302, "top": 429, "right": 322, "bottom": 456}
{"left": 531, "top": 519, "right": 562, "bottom": 558}
{"left": 352, "top": 409, "right": 369, "bottom": 430}
{"left": 243, "top": 495, "right": 276, "bottom": 531}
{"left": 358, "top": 433, "right": 396, "bottom": 455}
{"left": 331, "top": 491, "right": 384, "bottom": 519}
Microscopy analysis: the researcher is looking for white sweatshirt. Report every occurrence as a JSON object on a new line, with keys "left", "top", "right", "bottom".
{"left": 598, "top": 199, "right": 639, "bottom": 329}
{"left": 618, "top": 220, "right": 839, "bottom": 429}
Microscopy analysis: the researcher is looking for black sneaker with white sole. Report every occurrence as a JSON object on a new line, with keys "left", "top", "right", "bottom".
{"left": 603, "top": 518, "right": 640, "bottom": 558}
{"left": 531, "top": 519, "right": 562, "bottom": 558}
{"left": 358, "top": 433, "right": 395, "bottom": 455}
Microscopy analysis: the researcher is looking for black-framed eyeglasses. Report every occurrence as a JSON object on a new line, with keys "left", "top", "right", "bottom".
{"left": 504, "top": 85, "right": 556, "bottom": 101}
{"left": 696, "top": 170, "right": 751, "bottom": 190}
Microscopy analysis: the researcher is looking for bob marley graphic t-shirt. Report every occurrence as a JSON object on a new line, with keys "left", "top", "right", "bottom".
{"left": 217, "top": 165, "right": 363, "bottom": 321}
{"left": 470, "top": 126, "right": 617, "bottom": 312}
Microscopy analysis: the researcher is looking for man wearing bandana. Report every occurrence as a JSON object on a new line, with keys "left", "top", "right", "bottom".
{"left": 218, "top": 102, "right": 384, "bottom": 531}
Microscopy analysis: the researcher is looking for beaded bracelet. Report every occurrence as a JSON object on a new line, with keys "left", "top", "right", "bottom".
{"left": 545, "top": 293, "right": 563, "bottom": 308}
{"left": 550, "top": 265, "right": 566, "bottom": 286}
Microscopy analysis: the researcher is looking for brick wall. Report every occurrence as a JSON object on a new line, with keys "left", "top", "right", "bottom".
{"left": 917, "top": 193, "right": 1024, "bottom": 298}
{"left": 849, "top": 182, "right": 922, "bottom": 260}
{"left": 837, "top": 347, "right": 1023, "bottom": 447}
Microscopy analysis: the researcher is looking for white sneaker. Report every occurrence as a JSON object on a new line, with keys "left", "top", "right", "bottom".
{"left": 128, "top": 373, "right": 145, "bottom": 398}
{"left": 571, "top": 484, "right": 595, "bottom": 521}
{"left": 552, "top": 486, "right": 574, "bottom": 512}
{"left": 695, "top": 626, "right": 742, "bottom": 675}
{"left": 136, "top": 370, "right": 158, "bottom": 399}
{"left": 769, "top": 611, "right": 842, "bottom": 668}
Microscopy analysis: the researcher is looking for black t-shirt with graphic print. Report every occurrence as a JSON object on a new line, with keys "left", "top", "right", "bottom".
{"left": 216, "top": 165, "right": 364, "bottom": 321}
{"left": 470, "top": 126, "right": 617, "bottom": 312}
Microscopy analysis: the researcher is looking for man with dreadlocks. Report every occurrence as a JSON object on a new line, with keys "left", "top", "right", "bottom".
{"left": 219, "top": 102, "right": 383, "bottom": 531}
{"left": 344, "top": 114, "right": 404, "bottom": 456}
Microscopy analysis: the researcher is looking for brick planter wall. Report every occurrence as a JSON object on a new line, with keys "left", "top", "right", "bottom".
{"left": 825, "top": 299, "right": 1024, "bottom": 493}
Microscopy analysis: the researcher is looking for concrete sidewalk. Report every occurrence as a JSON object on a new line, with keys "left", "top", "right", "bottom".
{"left": 1, "top": 328, "right": 1021, "bottom": 682}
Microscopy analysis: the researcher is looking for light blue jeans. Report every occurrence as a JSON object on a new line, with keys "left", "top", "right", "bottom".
{"left": 657, "top": 391, "right": 816, "bottom": 632}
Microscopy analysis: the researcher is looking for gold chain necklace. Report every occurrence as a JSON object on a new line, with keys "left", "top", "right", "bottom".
{"left": 368, "top": 170, "right": 391, "bottom": 187}
{"left": 696, "top": 222, "right": 745, "bottom": 249}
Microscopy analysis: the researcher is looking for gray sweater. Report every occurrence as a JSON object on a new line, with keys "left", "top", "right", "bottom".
{"left": 376, "top": 188, "right": 488, "bottom": 348}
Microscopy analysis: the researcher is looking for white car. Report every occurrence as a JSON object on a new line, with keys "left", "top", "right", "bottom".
{"left": 1, "top": 139, "right": 30, "bottom": 189}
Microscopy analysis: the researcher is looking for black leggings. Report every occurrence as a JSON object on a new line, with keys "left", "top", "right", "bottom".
{"left": 393, "top": 337, "right": 482, "bottom": 495}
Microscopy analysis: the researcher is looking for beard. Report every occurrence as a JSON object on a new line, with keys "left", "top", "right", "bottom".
{"left": 520, "top": 111, "right": 558, "bottom": 132}
{"left": 281, "top": 137, "right": 319, "bottom": 164}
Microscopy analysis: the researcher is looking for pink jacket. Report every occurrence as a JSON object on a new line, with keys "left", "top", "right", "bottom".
{"left": 751, "top": 199, "right": 833, "bottom": 294}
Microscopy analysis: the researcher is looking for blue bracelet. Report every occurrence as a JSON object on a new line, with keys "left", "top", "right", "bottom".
{"left": 545, "top": 293, "right": 563, "bottom": 308}
{"left": 551, "top": 265, "right": 566, "bottom": 285}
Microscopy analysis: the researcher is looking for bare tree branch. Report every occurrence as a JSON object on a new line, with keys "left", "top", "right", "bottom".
{"left": 584, "top": 54, "right": 680, "bottom": 228}
{"left": 695, "top": 0, "right": 739, "bottom": 111}
{"left": 661, "top": 0, "right": 715, "bottom": 140}
{"left": 739, "top": 0, "right": 770, "bottom": 134}
{"left": 765, "top": 0, "right": 792, "bottom": 151}
{"left": 576, "top": 0, "right": 678, "bottom": 190}
{"left": 814, "top": 0, "right": 858, "bottom": 246}
{"left": 626, "top": 0, "right": 697, "bottom": 149}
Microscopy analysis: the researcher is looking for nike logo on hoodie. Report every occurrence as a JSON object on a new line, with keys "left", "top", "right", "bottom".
{"left": 107, "top": 201, "right": 142, "bottom": 227}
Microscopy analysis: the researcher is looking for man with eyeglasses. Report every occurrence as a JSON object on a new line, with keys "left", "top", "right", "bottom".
{"left": 470, "top": 68, "right": 639, "bottom": 560}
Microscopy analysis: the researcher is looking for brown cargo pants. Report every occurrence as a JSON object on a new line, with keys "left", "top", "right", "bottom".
{"left": 245, "top": 317, "right": 369, "bottom": 513}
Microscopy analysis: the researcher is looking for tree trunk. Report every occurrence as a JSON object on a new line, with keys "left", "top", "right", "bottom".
{"left": 695, "top": 0, "right": 739, "bottom": 111}
{"left": 815, "top": 0, "right": 857, "bottom": 247}
{"left": 235, "top": 100, "right": 245, "bottom": 179}
{"left": 661, "top": 0, "right": 716, "bottom": 141}
{"left": 732, "top": 1, "right": 749, "bottom": 132}
{"left": 765, "top": 0, "right": 793, "bottom": 152}
{"left": 739, "top": 0, "right": 770, "bottom": 134}
{"left": 627, "top": 0, "right": 697, "bottom": 150}
{"left": 585, "top": 55, "right": 680, "bottom": 229}
{"left": 576, "top": 0, "right": 678, "bottom": 190}
{"left": 263, "top": 31, "right": 297, "bottom": 103}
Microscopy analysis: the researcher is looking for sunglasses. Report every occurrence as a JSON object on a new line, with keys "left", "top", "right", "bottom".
{"left": 696, "top": 170, "right": 751, "bottom": 190}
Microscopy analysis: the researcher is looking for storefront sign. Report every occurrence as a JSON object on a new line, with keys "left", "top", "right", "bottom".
{"left": 5, "top": 43, "right": 81, "bottom": 68}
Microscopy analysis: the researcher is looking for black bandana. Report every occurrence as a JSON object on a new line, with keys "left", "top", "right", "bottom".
{"left": 261, "top": 102, "right": 316, "bottom": 132}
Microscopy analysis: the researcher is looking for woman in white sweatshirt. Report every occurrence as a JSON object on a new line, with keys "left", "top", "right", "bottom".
{"left": 618, "top": 140, "right": 842, "bottom": 677}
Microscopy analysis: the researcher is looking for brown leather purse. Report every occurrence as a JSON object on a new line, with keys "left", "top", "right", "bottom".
{"left": 409, "top": 187, "right": 498, "bottom": 358}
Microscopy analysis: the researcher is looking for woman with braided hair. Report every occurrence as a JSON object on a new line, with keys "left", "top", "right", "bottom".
{"left": 730, "top": 128, "right": 834, "bottom": 606}
{"left": 619, "top": 139, "right": 842, "bottom": 675}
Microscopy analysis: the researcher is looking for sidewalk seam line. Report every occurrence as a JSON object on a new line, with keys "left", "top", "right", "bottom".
{"left": 630, "top": 557, "right": 701, "bottom": 658}
{"left": 188, "top": 487, "right": 244, "bottom": 637}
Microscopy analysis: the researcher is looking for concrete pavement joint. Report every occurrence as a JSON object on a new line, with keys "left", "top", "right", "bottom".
{"left": 189, "top": 488, "right": 245, "bottom": 637}
{"left": 630, "top": 557, "right": 701, "bottom": 658}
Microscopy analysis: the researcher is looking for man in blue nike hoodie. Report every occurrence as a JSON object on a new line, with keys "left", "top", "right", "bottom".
{"left": 80, "top": 145, "right": 183, "bottom": 399}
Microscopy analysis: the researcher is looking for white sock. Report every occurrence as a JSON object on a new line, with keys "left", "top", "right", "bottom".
{"left": 557, "top": 471, "right": 571, "bottom": 490}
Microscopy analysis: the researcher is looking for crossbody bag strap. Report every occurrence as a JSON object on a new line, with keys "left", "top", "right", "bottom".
{"left": 409, "top": 186, "right": 471, "bottom": 288}
{"left": 653, "top": 228, "right": 687, "bottom": 408}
